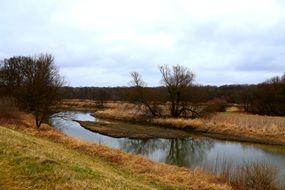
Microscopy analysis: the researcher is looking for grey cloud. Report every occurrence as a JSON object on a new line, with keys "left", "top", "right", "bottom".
{"left": 1, "top": 0, "right": 285, "bottom": 86}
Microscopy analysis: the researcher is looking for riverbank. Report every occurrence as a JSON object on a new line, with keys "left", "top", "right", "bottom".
{"left": 93, "top": 102, "right": 285, "bottom": 146}
{"left": 77, "top": 120, "right": 193, "bottom": 139}
{"left": 0, "top": 113, "right": 231, "bottom": 190}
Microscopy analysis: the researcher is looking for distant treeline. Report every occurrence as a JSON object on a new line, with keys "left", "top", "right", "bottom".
{"left": 60, "top": 73, "right": 285, "bottom": 116}
{"left": 60, "top": 85, "right": 248, "bottom": 103}
{"left": 1, "top": 54, "right": 284, "bottom": 117}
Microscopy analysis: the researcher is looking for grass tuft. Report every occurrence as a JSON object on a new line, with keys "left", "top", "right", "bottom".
{"left": 208, "top": 160, "right": 280, "bottom": 190}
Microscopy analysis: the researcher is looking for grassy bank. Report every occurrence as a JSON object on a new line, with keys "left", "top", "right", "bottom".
{"left": 0, "top": 127, "right": 162, "bottom": 189}
{"left": 93, "top": 102, "right": 285, "bottom": 146}
{"left": 0, "top": 114, "right": 231, "bottom": 190}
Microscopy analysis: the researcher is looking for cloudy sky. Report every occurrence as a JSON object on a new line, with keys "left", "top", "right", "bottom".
{"left": 1, "top": 0, "right": 285, "bottom": 86}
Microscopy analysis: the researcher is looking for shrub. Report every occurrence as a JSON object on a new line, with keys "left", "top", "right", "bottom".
{"left": 205, "top": 159, "right": 280, "bottom": 190}
{"left": 204, "top": 98, "right": 227, "bottom": 113}
{"left": 0, "top": 97, "right": 20, "bottom": 121}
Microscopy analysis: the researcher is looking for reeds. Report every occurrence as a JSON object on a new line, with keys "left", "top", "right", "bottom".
{"left": 205, "top": 159, "right": 280, "bottom": 190}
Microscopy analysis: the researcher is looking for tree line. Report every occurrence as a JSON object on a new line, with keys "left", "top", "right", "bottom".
{"left": 60, "top": 72, "right": 285, "bottom": 117}
{"left": 1, "top": 54, "right": 284, "bottom": 127}
{"left": 244, "top": 74, "right": 285, "bottom": 115}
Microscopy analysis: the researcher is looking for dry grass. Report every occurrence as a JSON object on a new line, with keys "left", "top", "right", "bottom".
{"left": 56, "top": 99, "right": 99, "bottom": 111}
{"left": 229, "top": 162, "right": 279, "bottom": 190}
{"left": 94, "top": 102, "right": 285, "bottom": 145}
{"left": 58, "top": 99, "right": 134, "bottom": 112}
{"left": 1, "top": 113, "right": 231, "bottom": 190}
{"left": 152, "top": 117, "right": 204, "bottom": 129}
{"left": 205, "top": 159, "right": 280, "bottom": 190}
{"left": 206, "top": 113, "right": 285, "bottom": 134}
{"left": 95, "top": 103, "right": 148, "bottom": 121}
{"left": 153, "top": 114, "right": 285, "bottom": 145}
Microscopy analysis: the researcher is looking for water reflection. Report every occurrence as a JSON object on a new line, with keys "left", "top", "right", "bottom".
{"left": 50, "top": 111, "right": 285, "bottom": 185}
{"left": 119, "top": 138, "right": 213, "bottom": 167}
{"left": 167, "top": 138, "right": 213, "bottom": 167}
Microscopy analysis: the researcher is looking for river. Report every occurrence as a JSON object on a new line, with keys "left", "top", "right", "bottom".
{"left": 50, "top": 111, "right": 285, "bottom": 184}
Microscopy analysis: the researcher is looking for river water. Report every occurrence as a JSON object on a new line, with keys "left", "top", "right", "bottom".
{"left": 50, "top": 111, "right": 285, "bottom": 184}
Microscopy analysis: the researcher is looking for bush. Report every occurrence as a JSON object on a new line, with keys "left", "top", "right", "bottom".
{"left": 229, "top": 162, "right": 279, "bottom": 190}
{"left": 205, "top": 159, "right": 280, "bottom": 190}
{"left": 0, "top": 97, "right": 20, "bottom": 121}
{"left": 204, "top": 98, "right": 227, "bottom": 113}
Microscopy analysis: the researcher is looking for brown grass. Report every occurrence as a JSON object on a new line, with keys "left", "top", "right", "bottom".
{"left": 206, "top": 113, "right": 285, "bottom": 134}
{"left": 94, "top": 102, "right": 150, "bottom": 122}
{"left": 55, "top": 99, "right": 99, "bottom": 111}
{"left": 57, "top": 99, "right": 134, "bottom": 112}
{"left": 1, "top": 113, "right": 231, "bottom": 190}
{"left": 94, "top": 102, "right": 285, "bottom": 145}
{"left": 205, "top": 159, "right": 280, "bottom": 190}
{"left": 229, "top": 162, "right": 279, "bottom": 190}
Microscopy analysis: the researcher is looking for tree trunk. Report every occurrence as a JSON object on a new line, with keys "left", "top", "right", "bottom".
{"left": 35, "top": 113, "right": 42, "bottom": 128}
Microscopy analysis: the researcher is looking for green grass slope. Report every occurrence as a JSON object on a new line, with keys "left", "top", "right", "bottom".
{"left": 0, "top": 127, "right": 166, "bottom": 190}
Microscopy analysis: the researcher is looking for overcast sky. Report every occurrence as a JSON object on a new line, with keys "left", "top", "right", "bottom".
{"left": 1, "top": 0, "right": 285, "bottom": 86}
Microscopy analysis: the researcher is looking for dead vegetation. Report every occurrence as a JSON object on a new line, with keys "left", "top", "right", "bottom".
{"left": 93, "top": 102, "right": 285, "bottom": 145}
{"left": 0, "top": 98, "right": 18, "bottom": 117}
{"left": 0, "top": 98, "right": 22, "bottom": 125}
{"left": 0, "top": 113, "right": 231, "bottom": 190}
{"left": 205, "top": 159, "right": 281, "bottom": 190}
{"left": 55, "top": 99, "right": 99, "bottom": 111}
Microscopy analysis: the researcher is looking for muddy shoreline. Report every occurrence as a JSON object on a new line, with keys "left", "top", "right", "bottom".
{"left": 76, "top": 120, "right": 194, "bottom": 139}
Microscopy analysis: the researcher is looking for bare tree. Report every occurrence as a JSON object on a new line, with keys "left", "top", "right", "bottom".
{"left": 129, "top": 72, "right": 161, "bottom": 117}
{"left": 0, "top": 56, "right": 31, "bottom": 97}
{"left": 159, "top": 64, "right": 195, "bottom": 117}
{"left": 266, "top": 72, "right": 285, "bottom": 84}
{"left": 130, "top": 72, "right": 146, "bottom": 87}
{"left": 0, "top": 54, "right": 63, "bottom": 128}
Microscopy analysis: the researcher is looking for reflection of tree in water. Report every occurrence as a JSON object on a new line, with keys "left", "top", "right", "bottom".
{"left": 119, "top": 137, "right": 213, "bottom": 168}
{"left": 119, "top": 139, "right": 167, "bottom": 155}
{"left": 165, "top": 138, "right": 213, "bottom": 167}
